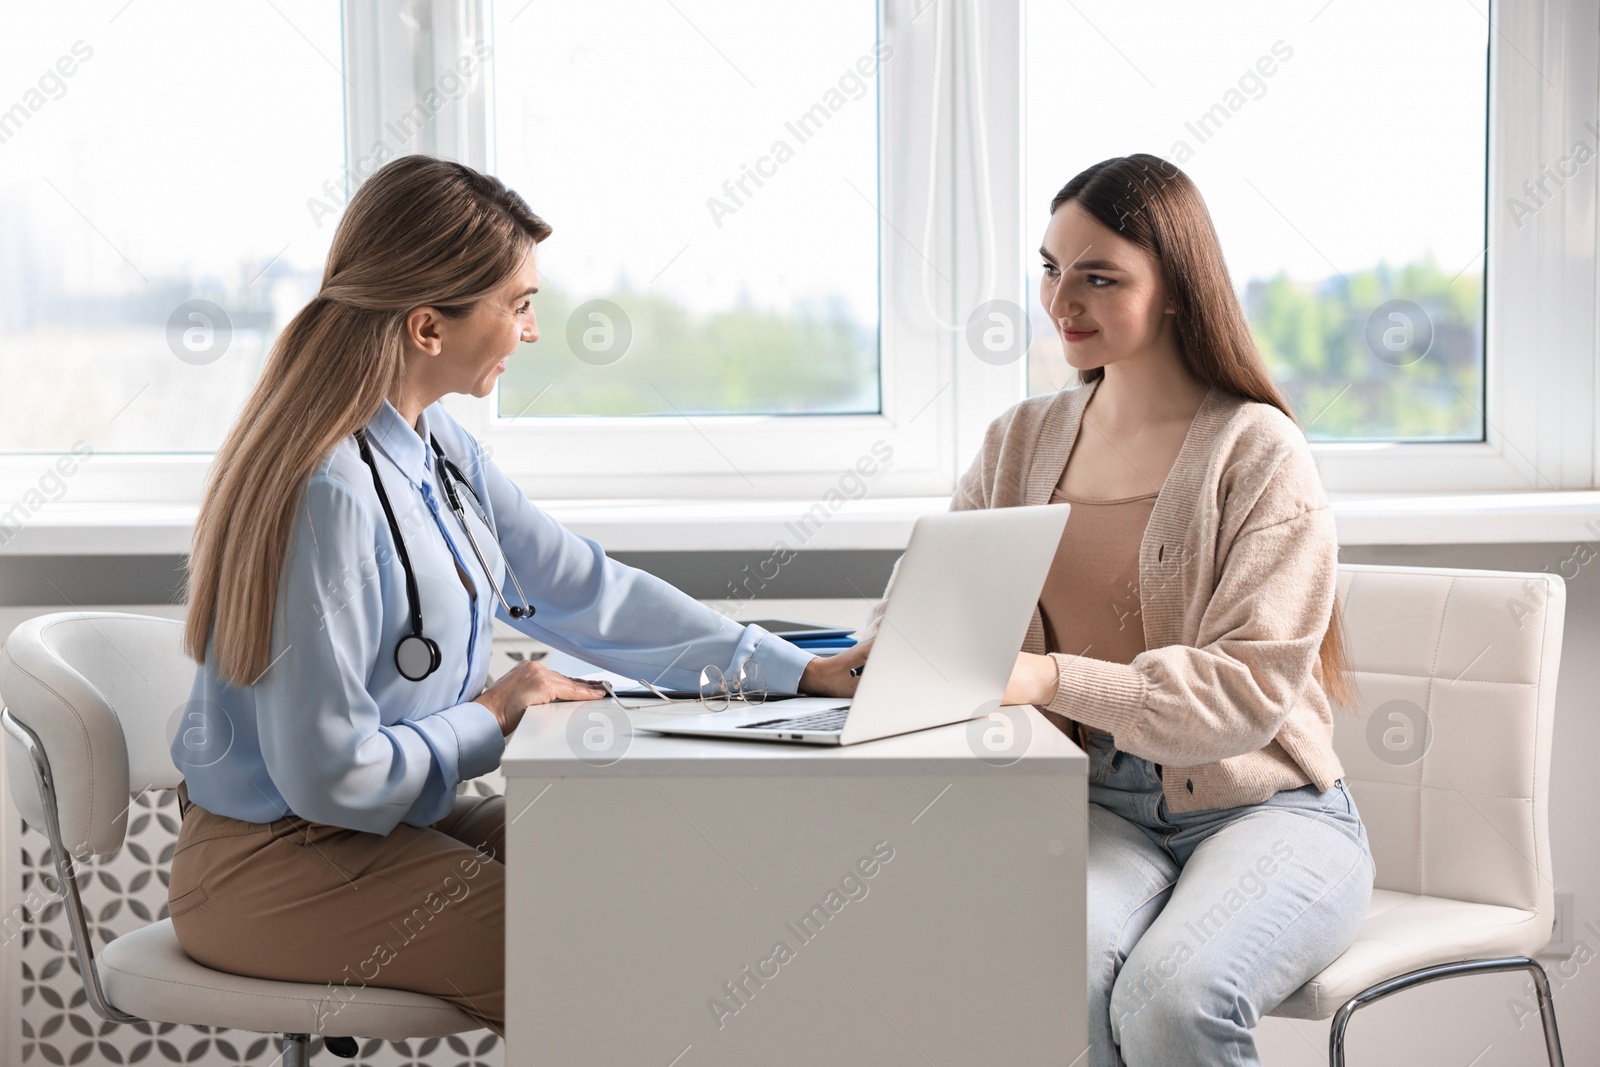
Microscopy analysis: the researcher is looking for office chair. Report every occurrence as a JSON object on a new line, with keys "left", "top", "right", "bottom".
{"left": 1268, "top": 564, "right": 1568, "bottom": 1066}
{"left": 1, "top": 612, "right": 483, "bottom": 1067}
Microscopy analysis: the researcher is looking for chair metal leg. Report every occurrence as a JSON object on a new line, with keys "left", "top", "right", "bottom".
{"left": 282, "top": 1033, "right": 310, "bottom": 1067}
{"left": 1523, "top": 958, "right": 1566, "bottom": 1067}
{"left": 1328, "top": 956, "right": 1565, "bottom": 1067}
{"left": 1, "top": 708, "right": 137, "bottom": 1024}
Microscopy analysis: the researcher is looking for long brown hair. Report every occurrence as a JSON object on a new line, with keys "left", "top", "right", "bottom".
{"left": 1050, "top": 153, "right": 1359, "bottom": 712}
{"left": 183, "top": 155, "right": 551, "bottom": 687}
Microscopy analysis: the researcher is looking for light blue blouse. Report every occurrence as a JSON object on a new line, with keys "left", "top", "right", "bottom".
{"left": 176, "top": 398, "right": 816, "bottom": 834}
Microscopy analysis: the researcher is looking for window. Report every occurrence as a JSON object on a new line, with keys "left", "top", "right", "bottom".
{"left": 0, "top": 1, "right": 344, "bottom": 456}
{"left": 1023, "top": 1, "right": 1489, "bottom": 444}
{"left": 490, "top": 1, "right": 882, "bottom": 419}
{"left": 451, "top": 0, "right": 958, "bottom": 497}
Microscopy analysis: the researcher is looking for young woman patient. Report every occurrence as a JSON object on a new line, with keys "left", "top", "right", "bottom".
{"left": 866, "top": 153, "right": 1374, "bottom": 1066}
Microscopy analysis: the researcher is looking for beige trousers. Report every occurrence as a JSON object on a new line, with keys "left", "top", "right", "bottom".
{"left": 168, "top": 780, "right": 507, "bottom": 1037}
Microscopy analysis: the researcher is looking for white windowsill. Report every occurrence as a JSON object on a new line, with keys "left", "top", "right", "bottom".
{"left": 1, "top": 490, "right": 1597, "bottom": 556}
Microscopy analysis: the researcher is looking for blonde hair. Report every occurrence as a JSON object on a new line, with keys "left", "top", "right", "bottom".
{"left": 182, "top": 155, "right": 551, "bottom": 686}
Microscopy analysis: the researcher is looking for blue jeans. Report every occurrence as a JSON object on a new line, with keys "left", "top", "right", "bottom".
{"left": 1083, "top": 731, "right": 1375, "bottom": 1067}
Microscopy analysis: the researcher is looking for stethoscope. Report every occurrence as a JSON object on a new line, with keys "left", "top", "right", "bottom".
{"left": 354, "top": 427, "right": 535, "bottom": 682}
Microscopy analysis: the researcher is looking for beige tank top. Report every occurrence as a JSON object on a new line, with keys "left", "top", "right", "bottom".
{"left": 1038, "top": 473, "right": 1158, "bottom": 740}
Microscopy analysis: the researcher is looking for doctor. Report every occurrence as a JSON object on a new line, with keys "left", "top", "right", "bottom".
{"left": 169, "top": 154, "right": 867, "bottom": 1037}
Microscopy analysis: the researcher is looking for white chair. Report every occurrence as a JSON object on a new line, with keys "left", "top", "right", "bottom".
{"left": 1269, "top": 563, "right": 1568, "bottom": 1066}
{"left": 1, "top": 611, "right": 482, "bottom": 1067}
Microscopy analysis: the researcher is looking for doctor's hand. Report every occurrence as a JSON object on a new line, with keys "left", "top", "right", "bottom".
{"left": 476, "top": 662, "right": 610, "bottom": 737}
{"left": 798, "top": 638, "right": 872, "bottom": 698}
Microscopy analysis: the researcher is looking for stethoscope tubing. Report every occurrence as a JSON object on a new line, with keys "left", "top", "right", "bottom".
{"left": 353, "top": 426, "right": 534, "bottom": 681}
{"left": 427, "top": 440, "right": 533, "bottom": 622}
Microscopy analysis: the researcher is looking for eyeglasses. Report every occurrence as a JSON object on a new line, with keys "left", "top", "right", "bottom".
{"left": 699, "top": 660, "right": 767, "bottom": 711}
{"left": 597, "top": 677, "right": 681, "bottom": 711}
{"left": 598, "top": 659, "right": 767, "bottom": 713}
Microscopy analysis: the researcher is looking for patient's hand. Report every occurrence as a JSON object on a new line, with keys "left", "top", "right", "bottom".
{"left": 1002, "top": 652, "right": 1059, "bottom": 707}
{"left": 798, "top": 638, "right": 871, "bottom": 698}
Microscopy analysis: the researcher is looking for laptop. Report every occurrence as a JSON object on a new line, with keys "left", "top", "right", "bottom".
{"left": 636, "top": 504, "right": 1070, "bottom": 746}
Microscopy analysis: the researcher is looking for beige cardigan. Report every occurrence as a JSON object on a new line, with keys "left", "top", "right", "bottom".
{"left": 865, "top": 377, "right": 1345, "bottom": 812}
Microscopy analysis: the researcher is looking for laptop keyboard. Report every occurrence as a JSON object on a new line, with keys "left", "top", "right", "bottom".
{"left": 736, "top": 705, "right": 850, "bottom": 733}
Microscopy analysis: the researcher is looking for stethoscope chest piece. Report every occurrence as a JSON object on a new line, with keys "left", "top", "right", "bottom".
{"left": 395, "top": 632, "right": 442, "bottom": 682}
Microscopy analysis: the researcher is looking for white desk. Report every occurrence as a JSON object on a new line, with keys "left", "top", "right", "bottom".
{"left": 502, "top": 700, "right": 1089, "bottom": 1066}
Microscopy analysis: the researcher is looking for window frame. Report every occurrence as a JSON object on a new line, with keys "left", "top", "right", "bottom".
{"left": 437, "top": 0, "right": 1026, "bottom": 499}
{"left": 1282, "top": 0, "right": 1596, "bottom": 493}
